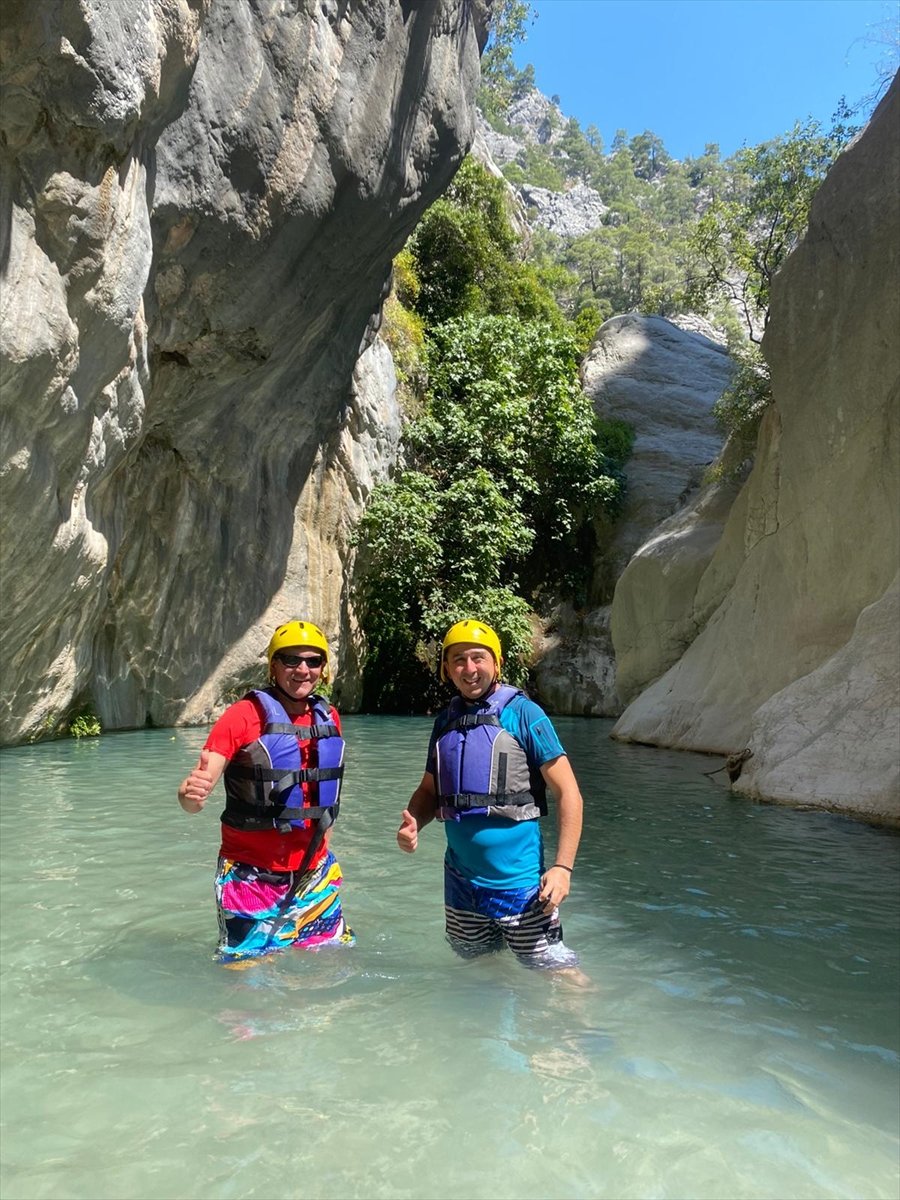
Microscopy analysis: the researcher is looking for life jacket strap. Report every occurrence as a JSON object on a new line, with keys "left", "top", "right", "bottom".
{"left": 222, "top": 797, "right": 341, "bottom": 833}
{"left": 227, "top": 763, "right": 343, "bottom": 787}
{"left": 441, "top": 789, "right": 534, "bottom": 810}
{"left": 293, "top": 723, "right": 340, "bottom": 740}
{"left": 300, "top": 766, "right": 344, "bottom": 783}
{"left": 262, "top": 721, "right": 340, "bottom": 740}
{"left": 444, "top": 713, "right": 501, "bottom": 733}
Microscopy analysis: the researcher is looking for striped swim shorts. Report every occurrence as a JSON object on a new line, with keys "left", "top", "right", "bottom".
{"left": 214, "top": 850, "right": 355, "bottom": 963}
{"left": 443, "top": 862, "right": 579, "bottom": 970}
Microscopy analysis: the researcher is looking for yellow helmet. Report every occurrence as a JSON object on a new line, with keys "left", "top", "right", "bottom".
{"left": 266, "top": 620, "right": 331, "bottom": 681}
{"left": 440, "top": 619, "right": 502, "bottom": 682}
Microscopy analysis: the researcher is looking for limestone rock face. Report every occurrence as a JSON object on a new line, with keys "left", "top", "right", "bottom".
{"left": 534, "top": 314, "right": 734, "bottom": 715}
{"left": 733, "top": 574, "right": 900, "bottom": 820}
{"left": 531, "top": 604, "right": 618, "bottom": 717}
{"left": 612, "top": 78, "right": 900, "bottom": 824}
{"left": 506, "top": 89, "right": 566, "bottom": 146}
{"left": 176, "top": 335, "right": 402, "bottom": 725}
{"left": 0, "top": 0, "right": 487, "bottom": 743}
{"left": 610, "top": 471, "right": 747, "bottom": 706}
{"left": 518, "top": 182, "right": 608, "bottom": 238}
{"left": 475, "top": 109, "right": 522, "bottom": 167}
{"left": 583, "top": 313, "right": 734, "bottom": 586}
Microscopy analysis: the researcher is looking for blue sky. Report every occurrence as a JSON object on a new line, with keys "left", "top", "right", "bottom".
{"left": 511, "top": 0, "right": 898, "bottom": 159}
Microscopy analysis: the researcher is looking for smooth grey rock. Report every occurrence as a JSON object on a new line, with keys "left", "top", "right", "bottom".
{"left": 536, "top": 314, "right": 734, "bottom": 714}
{"left": 177, "top": 335, "right": 402, "bottom": 724}
{"left": 0, "top": 0, "right": 487, "bottom": 743}
{"left": 733, "top": 574, "right": 900, "bottom": 824}
{"left": 610, "top": 471, "right": 746, "bottom": 705}
{"left": 612, "top": 77, "right": 900, "bottom": 824}
{"left": 531, "top": 604, "right": 619, "bottom": 717}
{"left": 584, "top": 313, "right": 734, "bottom": 581}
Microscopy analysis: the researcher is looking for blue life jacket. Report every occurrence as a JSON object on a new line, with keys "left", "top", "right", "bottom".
{"left": 222, "top": 689, "right": 344, "bottom": 835}
{"left": 434, "top": 684, "right": 546, "bottom": 823}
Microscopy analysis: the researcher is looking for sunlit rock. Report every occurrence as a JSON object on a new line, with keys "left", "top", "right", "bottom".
{"left": 613, "top": 77, "right": 900, "bottom": 824}
{"left": 518, "top": 182, "right": 608, "bottom": 238}
{"left": 535, "top": 314, "right": 734, "bottom": 716}
{"left": 585, "top": 313, "right": 734, "bottom": 582}
{"left": 0, "top": 0, "right": 487, "bottom": 742}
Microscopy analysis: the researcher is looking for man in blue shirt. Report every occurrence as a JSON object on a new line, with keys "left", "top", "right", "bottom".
{"left": 397, "top": 619, "right": 584, "bottom": 970}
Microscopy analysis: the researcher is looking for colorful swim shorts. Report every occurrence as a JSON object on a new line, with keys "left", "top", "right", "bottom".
{"left": 443, "top": 862, "right": 579, "bottom": 970}
{"left": 214, "top": 850, "right": 355, "bottom": 962}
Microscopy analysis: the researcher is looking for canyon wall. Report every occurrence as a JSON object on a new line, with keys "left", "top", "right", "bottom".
{"left": 0, "top": 0, "right": 487, "bottom": 742}
{"left": 611, "top": 78, "right": 900, "bottom": 824}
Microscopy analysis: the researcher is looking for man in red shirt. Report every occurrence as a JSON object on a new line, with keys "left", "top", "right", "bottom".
{"left": 178, "top": 620, "right": 354, "bottom": 962}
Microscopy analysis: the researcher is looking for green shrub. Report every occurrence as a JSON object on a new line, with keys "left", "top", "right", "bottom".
{"left": 391, "top": 247, "right": 421, "bottom": 308}
{"left": 572, "top": 302, "right": 608, "bottom": 354}
{"left": 501, "top": 162, "right": 527, "bottom": 186}
{"left": 70, "top": 712, "right": 101, "bottom": 738}
{"left": 707, "top": 345, "right": 772, "bottom": 479}
{"left": 519, "top": 144, "right": 566, "bottom": 192}
{"left": 381, "top": 293, "right": 425, "bottom": 390}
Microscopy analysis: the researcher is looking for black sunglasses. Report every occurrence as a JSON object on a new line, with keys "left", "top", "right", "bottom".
{"left": 274, "top": 652, "right": 325, "bottom": 669}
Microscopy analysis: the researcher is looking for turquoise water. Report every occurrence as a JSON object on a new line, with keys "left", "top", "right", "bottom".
{"left": 1, "top": 716, "right": 898, "bottom": 1200}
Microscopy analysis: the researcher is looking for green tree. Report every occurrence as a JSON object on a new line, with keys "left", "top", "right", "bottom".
{"left": 410, "top": 156, "right": 566, "bottom": 328}
{"left": 707, "top": 342, "right": 772, "bottom": 480}
{"left": 585, "top": 123, "right": 603, "bottom": 152}
{"left": 594, "top": 144, "right": 645, "bottom": 210}
{"left": 354, "top": 316, "right": 630, "bottom": 710}
{"left": 559, "top": 116, "right": 598, "bottom": 184}
{"left": 572, "top": 301, "right": 608, "bottom": 353}
{"left": 688, "top": 117, "right": 858, "bottom": 341}
{"left": 408, "top": 157, "right": 515, "bottom": 324}
{"left": 511, "top": 62, "right": 536, "bottom": 100}
{"left": 565, "top": 216, "right": 684, "bottom": 315}
{"left": 685, "top": 142, "right": 723, "bottom": 191}
{"left": 478, "top": 1, "right": 535, "bottom": 128}
{"left": 629, "top": 130, "right": 669, "bottom": 180}
{"left": 519, "top": 144, "right": 567, "bottom": 191}
{"left": 648, "top": 161, "right": 697, "bottom": 225}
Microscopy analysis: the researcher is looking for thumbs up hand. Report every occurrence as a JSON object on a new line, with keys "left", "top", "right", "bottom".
{"left": 397, "top": 808, "right": 419, "bottom": 853}
{"left": 178, "top": 748, "right": 218, "bottom": 813}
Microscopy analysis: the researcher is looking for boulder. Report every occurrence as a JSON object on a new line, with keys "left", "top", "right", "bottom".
{"left": 610, "top": 471, "right": 747, "bottom": 705}
{"left": 531, "top": 604, "right": 618, "bottom": 717}
{"left": 733, "top": 574, "right": 900, "bottom": 822}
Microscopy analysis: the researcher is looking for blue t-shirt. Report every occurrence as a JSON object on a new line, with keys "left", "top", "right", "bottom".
{"left": 426, "top": 691, "right": 566, "bottom": 889}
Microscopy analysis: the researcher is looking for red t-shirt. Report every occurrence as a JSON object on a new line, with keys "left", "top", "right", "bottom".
{"left": 204, "top": 694, "right": 342, "bottom": 873}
